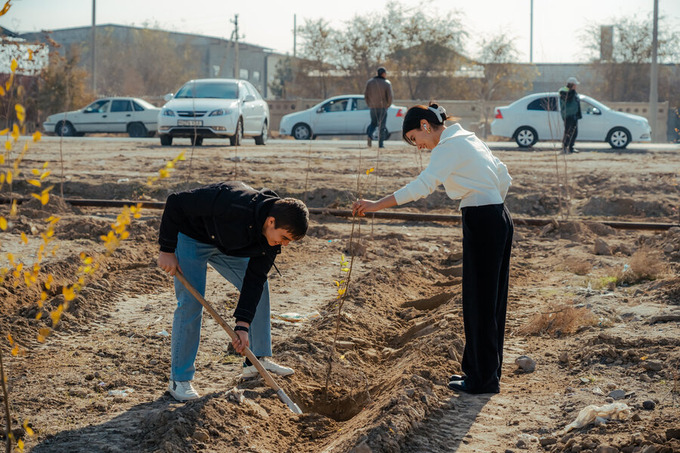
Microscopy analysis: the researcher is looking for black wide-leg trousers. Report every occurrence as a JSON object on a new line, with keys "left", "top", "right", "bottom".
{"left": 460, "top": 203, "right": 513, "bottom": 393}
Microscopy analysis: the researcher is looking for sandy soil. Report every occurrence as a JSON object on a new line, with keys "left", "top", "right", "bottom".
{"left": 1, "top": 135, "right": 680, "bottom": 453}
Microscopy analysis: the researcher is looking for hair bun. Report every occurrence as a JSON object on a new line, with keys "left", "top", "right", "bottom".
{"left": 427, "top": 104, "right": 446, "bottom": 124}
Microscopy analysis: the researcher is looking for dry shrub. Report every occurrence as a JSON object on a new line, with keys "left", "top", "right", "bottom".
{"left": 617, "top": 248, "right": 667, "bottom": 285}
{"left": 563, "top": 257, "right": 593, "bottom": 275}
{"left": 518, "top": 304, "right": 597, "bottom": 337}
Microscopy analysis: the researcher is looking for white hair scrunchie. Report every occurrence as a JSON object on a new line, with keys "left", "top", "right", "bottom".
{"left": 428, "top": 105, "right": 446, "bottom": 123}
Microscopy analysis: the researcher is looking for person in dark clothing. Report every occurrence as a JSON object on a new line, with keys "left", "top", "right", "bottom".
{"left": 364, "top": 67, "right": 394, "bottom": 148}
{"left": 157, "top": 181, "right": 308, "bottom": 401}
{"left": 559, "top": 77, "right": 582, "bottom": 154}
{"left": 353, "top": 103, "right": 513, "bottom": 394}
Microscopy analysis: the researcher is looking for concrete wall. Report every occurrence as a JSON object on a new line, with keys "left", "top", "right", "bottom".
{"left": 268, "top": 99, "right": 669, "bottom": 142}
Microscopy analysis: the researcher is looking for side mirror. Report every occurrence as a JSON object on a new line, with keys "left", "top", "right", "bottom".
{"left": 164, "top": 93, "right": 174, "bottom": 102}
{"left": 316, "top": 107, "right": 325, "bottom": 114}
{"left": 592, "top": 108, "right": 601, "bottom": 115}
{"left": 244, "top": 94, "right": 255, "bottom": 103}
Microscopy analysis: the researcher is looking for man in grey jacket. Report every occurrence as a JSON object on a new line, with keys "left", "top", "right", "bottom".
{"left": 364, "top": 67, "right": 393, "bottom": 148}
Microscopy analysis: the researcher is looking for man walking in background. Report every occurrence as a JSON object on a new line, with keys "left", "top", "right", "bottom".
{"left": 559, "top": 76, "right": 582, "bottom": 154}
{"left": 364, "top": 67, "right": 393, "bottom": 148}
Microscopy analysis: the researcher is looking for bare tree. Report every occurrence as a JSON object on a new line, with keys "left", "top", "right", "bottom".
{"left": 581, "top": 14, "right": 680, "bottom": 105}
{"left": 335, "top": 14, "right": 387, "bottom": 92}
{"left": 380, "top": 1, "right": 468, "bottom": 100}
{"left": 92, "top": 25, "right": 200, "bottom": 98}
{"left": 474, "top": 33, "right": 538, "bottom": 137}
{"left": 297, "top": 18, "right": 336, "bottom": 98}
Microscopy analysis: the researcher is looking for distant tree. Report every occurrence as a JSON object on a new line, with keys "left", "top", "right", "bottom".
{"left": 380, "top": 1, "right": 468, "bottom": 100}
{"left": 35, "top": 48, "right": 93, "bottom": 125}
{"left": 335, "top": 14, "right": 387, "bottom": 92}
{"left": 473, "top": 33, "right": 538, "bottom": 137}
{"left": 269, "top": 56, "right": 294, "bottom": 99}
{"left": 297, "top": 18, "right": 336, "bottom": 98}
{"left": 92, "top": 25, "right": 200, "bottom": 98}
{"left": 581, "top": 15, "right": 680, "bottom": 105}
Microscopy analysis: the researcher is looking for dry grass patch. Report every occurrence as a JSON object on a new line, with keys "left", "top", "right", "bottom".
{"left": 518, "top": 304, "right": 598, "bottom": 337}
{"left": 617, "top": 248, "right": 667, "bottom": 285}
{"left": 563, "top": 257, "right": 593, "bottom": 276}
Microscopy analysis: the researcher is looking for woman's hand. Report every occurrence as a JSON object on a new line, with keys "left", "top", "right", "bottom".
{"left": 158, "top": 251, "right": 181, "bottom": 276}
{"left": 352, "top": 199, "right": 379, "bottom": 216}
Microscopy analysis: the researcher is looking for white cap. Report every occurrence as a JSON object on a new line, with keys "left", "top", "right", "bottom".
{"left": 567, "top": 77, "right": 580, "bottom": 85}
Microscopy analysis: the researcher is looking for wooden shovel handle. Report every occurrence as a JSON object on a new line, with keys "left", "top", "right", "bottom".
{"left": 174, "top": 272, "right": 282, "bottom": 392}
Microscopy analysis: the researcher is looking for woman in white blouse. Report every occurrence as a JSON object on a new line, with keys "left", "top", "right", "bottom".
{"left": 353, "top": 103, "right": 513, "bottom": 394}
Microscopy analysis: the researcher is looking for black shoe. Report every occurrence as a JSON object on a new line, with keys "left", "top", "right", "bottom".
{"left": 449, "top": 374, "right": 466, "bottom": 381}
{"left": 448, "top": 379, "right": 500, "bottom": 394}
{"left": 570, "top": 148, "right": 579, "bottom": 153}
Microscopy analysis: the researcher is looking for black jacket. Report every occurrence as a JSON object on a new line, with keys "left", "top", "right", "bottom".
{"left": 159, "top": 181, "right": 281, "bottom": 323}
{"left": 559, "top": 87, "right": 582, "bottom": 121}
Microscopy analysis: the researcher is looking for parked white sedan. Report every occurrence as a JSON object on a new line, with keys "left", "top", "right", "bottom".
{"left": 490, "top": 93, "right": 651, "bottom": 149}
{"left": 43, "top": 97, "right": 160, "bottom": 137}
{"left": 279, "top": 95, "right": 406, "bottom": 140}
{"left": 158, "top": 78, "right": 269, "bottom": 146}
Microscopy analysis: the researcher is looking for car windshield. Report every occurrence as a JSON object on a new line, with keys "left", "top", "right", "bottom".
{"left": 581, "top": 96, "right": 610, "bottom": 111}
{"left": 175, "top": 81, "right": 239, "bottom": 99}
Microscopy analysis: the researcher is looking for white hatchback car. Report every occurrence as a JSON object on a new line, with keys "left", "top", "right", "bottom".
{"left": 158, "top": 78, "right": 269, "bottom": 146}
{"left": 279, "top": 95, "right": 406, "bottom": 140}
{"left": 43, "top": 97, "right": 159, "bottom": 137}
{"left": 490, "top": 93, "right": 651, "bottom": 149}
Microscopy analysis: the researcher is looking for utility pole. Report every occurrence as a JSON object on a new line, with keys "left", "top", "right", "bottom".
{"left": 649, "top": 0, "right": 659, "bottom": 142}
{"left": 529, "top": 0, "right": 533, "bottom": 63}
{"left": 293, "top": 14, "right": 297, "bottom": 58}
{"left": 91, "top": 0, "right": 96, "bottom": 93}
{"left": 230, "top": 14, "right": 240, "bottom": 79}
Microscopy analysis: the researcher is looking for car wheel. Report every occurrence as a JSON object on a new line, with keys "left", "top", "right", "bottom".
{"left": 229, "top": 119, "right": 243, "bottom": 146}
{"left": 607, "top": 127, "right": 631, "bottom": 149}
{"left": 128, "top": 122, "right": 148, "bottom": 138}
{"left": 55, "top": 121, "right": 75, "bottom": 137}
{"left": 190, "top": 135, "right": 203, "bottom": 146}
{"left": 292, "top": 123, "right": 312, "bottom": 140}
{"left": 160, "top": 135, "right": 173, "bottom": 146}
{"left": 254, "top": 121, "right": 268, "bottom": 145}
{"left": 514, "top": 126, "right": 538, "bottom": 147}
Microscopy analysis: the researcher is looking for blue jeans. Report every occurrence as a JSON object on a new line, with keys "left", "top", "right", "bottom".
{"left": 170, "top": 233, "right": 272, "bottom": 381}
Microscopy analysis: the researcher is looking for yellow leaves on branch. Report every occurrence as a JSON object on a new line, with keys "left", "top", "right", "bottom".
{"left": 147, "top": 151, "right": 185, "bottom": 186}
{"left": 0, "top": 2, "right": 11, "bottom": 18}
{"left": 15, "top": 104, "right": 25, "bottom": 123}
{"left": 31, "top": 185, "right": 53, "bottom": 205}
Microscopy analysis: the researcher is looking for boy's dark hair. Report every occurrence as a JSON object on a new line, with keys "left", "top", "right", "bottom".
{"left": 270, "top": 198, "right": 309, "bottom": 240}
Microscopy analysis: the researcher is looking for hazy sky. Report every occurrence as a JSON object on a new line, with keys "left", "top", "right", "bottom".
{"left": 3, "top": 0, "right": 679, "bottom": 63}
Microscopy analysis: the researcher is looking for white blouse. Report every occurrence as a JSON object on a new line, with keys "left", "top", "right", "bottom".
{"left": 393, "top": 124, "right": 512, "bottom": 209}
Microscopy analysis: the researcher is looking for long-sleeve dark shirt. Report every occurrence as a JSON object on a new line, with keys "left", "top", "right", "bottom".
{"left": 158, "top": 181, "right": 281, "bottom": 323}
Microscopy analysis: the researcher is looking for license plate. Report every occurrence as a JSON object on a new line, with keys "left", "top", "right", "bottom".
{"left": 178, "top": 120, "right": 203, "bottom": 126}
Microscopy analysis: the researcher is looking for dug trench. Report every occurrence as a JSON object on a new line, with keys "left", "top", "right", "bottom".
{"left": 4, "top": 200, "right": 680, "bottom": 452}
{"left": 3, "top": 136, "right": 680, "bottom": 451}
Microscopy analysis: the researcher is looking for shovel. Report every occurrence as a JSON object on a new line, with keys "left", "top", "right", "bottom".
{"left": 175, "top": 271, "right": 302, "bottom": 414}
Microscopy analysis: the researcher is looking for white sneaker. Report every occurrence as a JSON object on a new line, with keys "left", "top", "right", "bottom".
{"left": 242, "top": 358, "right": 294, "bottom": 379}
{"left": 167, "top": 379, "right": 200, "bottom": 402}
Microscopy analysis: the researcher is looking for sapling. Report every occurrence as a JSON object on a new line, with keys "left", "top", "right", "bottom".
{"left": 323, "top": 167, "right": 373, "bottom": 395}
